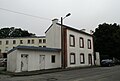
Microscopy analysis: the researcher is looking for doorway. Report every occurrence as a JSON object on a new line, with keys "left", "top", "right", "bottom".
{"left": 39, "top": 55, "right": 45, "bottom": 70}
{"left": 21, "top": 54, "right": 28, "bottom": 71}
{"left": 88, "top": 54, "right": 92, "bottom": 66}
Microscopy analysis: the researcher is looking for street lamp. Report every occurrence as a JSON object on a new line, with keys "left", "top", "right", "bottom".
{"left": 61, "top": 13, "right": 71, "bottom": 68}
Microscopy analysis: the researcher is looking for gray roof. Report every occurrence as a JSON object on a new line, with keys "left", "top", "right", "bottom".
{"left": 57, "top": 23, "right": 93, "bottom": 36}
{"left": 8, "top": 46, "right": 61, "bottom": 54}
{"left": 45, "top": 23, "right": 92, "bottom": 37}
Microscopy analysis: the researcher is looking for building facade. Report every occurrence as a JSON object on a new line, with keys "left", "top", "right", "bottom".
{"left": 7, "top": 46, "right": 61, "bottom": 72}
{"left": 0, "top": 36, "right": 46, "bottom": 58}
{"left": 7, "top": 19, "right": 96, "bottom": 72}
{"left": 46, "top": 19, "right": 94, "bottom": 68}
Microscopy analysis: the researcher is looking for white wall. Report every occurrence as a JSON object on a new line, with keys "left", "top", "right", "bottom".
{"left": 46, "top": 24, "right": 61, "bottom": 49}
{"left": 7, "top": 50, "right": 17, "bottom": 72}
{"left": 7, "top": 49, "right": 61, "bottom": 72}
{"left": 67, "top": 29, "right": 94, "bottom": 67}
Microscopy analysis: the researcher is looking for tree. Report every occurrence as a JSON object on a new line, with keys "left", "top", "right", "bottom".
{"left": 0, "top": 27, "right": 35, "bottom": 38}
{"left": 93, "top": 23, "right": 120, "bottom": 59}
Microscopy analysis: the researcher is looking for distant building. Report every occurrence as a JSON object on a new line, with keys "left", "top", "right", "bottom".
{"left": 0, "top": 36, "right": 46, "bottom": 58}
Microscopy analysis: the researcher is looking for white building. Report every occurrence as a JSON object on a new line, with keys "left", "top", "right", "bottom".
{"left": 0, "top": 36, "right": 46, "bottom": 58}
{"left": 46, "top": 19, "right": 94, "bottom": 68}
{"left": 7, "top": 46, "right": 61, "bottom": 72}
{"left": 7, "top": 19, "right": 96, "bottom": 72}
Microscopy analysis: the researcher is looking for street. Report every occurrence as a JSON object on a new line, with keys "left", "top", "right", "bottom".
{"left": 0, "top": 65, "right": 120, "bottom": 81}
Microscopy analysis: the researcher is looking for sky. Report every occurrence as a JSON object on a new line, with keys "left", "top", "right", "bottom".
{"left": 0, "top": 0, "right": 120, "bottom": 36}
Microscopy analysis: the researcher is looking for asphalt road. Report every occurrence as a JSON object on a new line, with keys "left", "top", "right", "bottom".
{"left": 0, "top": 65, "right": 120, "bottom": 81}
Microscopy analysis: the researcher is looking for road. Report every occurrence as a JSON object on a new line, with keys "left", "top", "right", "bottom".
{"left": 0, "top": 65, "right": 120, "bottom": 81}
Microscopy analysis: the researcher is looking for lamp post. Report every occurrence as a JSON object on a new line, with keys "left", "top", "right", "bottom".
{"left": 61, "top": 13, "right": 71, "bottom": 68}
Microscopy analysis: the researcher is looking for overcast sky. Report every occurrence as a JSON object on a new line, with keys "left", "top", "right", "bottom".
{"left": 0, "top": 0, "right": 120, "bottom": 35}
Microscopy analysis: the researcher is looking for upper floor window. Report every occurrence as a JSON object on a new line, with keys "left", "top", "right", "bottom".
{"left": 70, "top": 53, "right": 76, "bottom": 64}
{"left": 69, "top": 35, "right": 75, "bottom": 47}
{"left": 88, "top": 39, "right": 92, "bottom": 49}
{"left": 79, "top": 37, "right": 84, "bottom": 48}
{"left": 0, "top": 41, "right": 2, "bottom": 45}
{"left": 20, "top": 40, "right": 23, "bottom": 44}
{"left": 13, "top": 40, "right": 16, "bottom": 44}
{"left": 39, "top": 39, "right": 42, "bottom": 43}
{"left": 80, "top": 53, "right": 85, "bottom": 64}
{"left": 28, "top": 40, "right": 30, "bottom": 44}
{"left": 6, "top": 40, "right": 9, "bottom": 45}
{"left": 32, "top": 39, "right": 34, "bottom": 44}
{"left": 43, "top": 39, "right": 46, "bottom": 43}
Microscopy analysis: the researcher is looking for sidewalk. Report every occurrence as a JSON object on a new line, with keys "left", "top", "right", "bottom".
{"left": 1, "top": 66, "right": 98, "bottom": 76}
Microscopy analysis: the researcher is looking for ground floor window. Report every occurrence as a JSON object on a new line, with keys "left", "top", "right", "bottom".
{"left": 80, "top": 53, "right": 85, "bottom": 64}
{"left": 51, "top": 55, "right": 56, "bottom": 63}
{"left": 70, "top": 53, "right": 76, "bottom": 64}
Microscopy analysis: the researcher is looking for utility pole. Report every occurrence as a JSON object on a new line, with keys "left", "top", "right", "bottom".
{"left": 61, "top": 13, "right": 71, "bottom": 68}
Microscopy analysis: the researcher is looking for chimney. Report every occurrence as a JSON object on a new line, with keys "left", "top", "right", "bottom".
{"left": 90, "top": 30, "right": 94, "bottom": 34}
{"left": 80, "top": 29, "right": 86, "bottom": 32}
{"left": 52, "top": 18, "right": 59, "bottom": 24}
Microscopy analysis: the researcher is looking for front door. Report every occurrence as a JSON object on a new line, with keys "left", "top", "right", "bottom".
{"left": 88, "top": 54, "right": 92, "bottom": 66}
{"left": 21, "top": 54, "right": 28, "bottom": 71}
{"left": 39, "top": 55, "right": 45, "bottom": 70}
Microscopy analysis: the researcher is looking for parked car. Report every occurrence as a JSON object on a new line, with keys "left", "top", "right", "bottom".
{"left": 0, "top": 58, "right": 7, "bottom": 67}
{"left": 101, "top": 59, "right": 114, "bottom": 67}
{"left": 114, "top": 59, "right": 120, "bottom": 65}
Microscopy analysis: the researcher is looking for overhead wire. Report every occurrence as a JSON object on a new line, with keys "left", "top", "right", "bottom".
{"left": 0, "top": 7, "right": 51, "bottom": 21}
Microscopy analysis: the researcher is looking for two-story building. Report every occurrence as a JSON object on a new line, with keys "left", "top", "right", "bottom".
{"left": 46, "top": 19, "right": 94, "bottom": 68}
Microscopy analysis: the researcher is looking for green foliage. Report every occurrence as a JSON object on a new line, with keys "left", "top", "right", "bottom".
{"left": 93, "top": 23, "right": 120, "bottom": 59}
{"left": 0, "top": 27, "right": 35, "bottom": 38}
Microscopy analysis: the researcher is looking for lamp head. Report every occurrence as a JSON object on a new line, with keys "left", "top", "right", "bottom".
{"left": 65, "top": 13, "right": 71, "bottom": 17}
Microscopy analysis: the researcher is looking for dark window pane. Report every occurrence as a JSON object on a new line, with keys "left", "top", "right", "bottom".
{"left": 51, "top": 55, "right": 55, "bottom": 63}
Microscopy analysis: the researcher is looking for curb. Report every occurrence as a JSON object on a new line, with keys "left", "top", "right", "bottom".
{"left": 1, "top": 66, "right": 100, "bottom": 76}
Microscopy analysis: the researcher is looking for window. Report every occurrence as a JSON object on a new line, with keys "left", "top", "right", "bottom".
{"left": 69, "top": 35, "right": 75, "bottom": 47}
{"left": 39, "top": 46, "right": 42, "bottom": 47}
{"left": 80, "top": 53, "right": 85, "bottom": 64}
{"left": 43, "top": 46, "right": 46, "bottom": 47}
{"left": 0, "top": 41, "right": 2, "bottom": 45}
{"left": 13, "top": 40, "right": 16, "bottom": 44}
{"left": 6, "top": 40, "right": 9, "bottom": 45}
{"left": 70, "top": 53, "right": 76, "bottom": 64}
{"left": 43, "top": 39, "right": 46, "bottom": 43}
{"left": 20, "top": 40, "right": 23, "bottom": 44}
{"left": 5, "top": 47, "right": 8, "bottom": 51}
{"left": 21, "top": 54, "right": 28, "bottom": 58}
{"left": 88, "top": 39, "right": 91, "bottom": 49}
{"left": 51, "top": 55, "right": 55, "bottom": 63}
{"left": 39, "top": 39, "right": 42, "bottom": 43}
{"left": 79, "top": 37, "right": 84, "bottom": 48}
{"left": 13, "top": 47, "right": 15, "bottom": 49}
{"left": 28, "top": 40, "right": 30, "bottom": 44}
{"left": 32, "top": 39, "right": 34, "bottom": 44}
